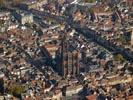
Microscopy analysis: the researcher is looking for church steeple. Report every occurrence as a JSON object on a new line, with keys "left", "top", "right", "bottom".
{"left": 56, "top": 31, "right": 80, "bottom": 78}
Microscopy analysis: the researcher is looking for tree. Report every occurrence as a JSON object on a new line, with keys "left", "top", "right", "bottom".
{"left": 114, "top": 54, "right": 125, "bottom": 62}
{"left": 0, "top": 20, "right": 5, "bottom": 28}
{"left": 8, "top": 84, "right": 25, "bottom": 97}
{"left": 37, "top": 28, "right": 43, "bottom": 36}
{"left": 32, "top": 24, "right": 37, "bottom": 30}
{"left": 85, "top": 0, "right": 96, "bottom": 3}
{"left": 0, "top": 0, "right": 5, "bottom": 7}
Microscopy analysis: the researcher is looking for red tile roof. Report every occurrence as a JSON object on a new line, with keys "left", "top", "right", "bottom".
{"left": 86, "top": 94, "right": 97, "bottom": 100}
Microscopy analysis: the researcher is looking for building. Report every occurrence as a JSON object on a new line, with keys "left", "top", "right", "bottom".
{"left": 20, "top": 0, "right": 47, "bottom": 10}
{"left": 0, "top": 11, "right": 11, "bottom": 32}
{"left": 122, "top": 0, "right": 133, "bottom": 6}
{"left": 0, "top": 12, "right": 10, "bottom": 21}
{"left": 21, "top": 14, "right": 33, "bottom": 25}
{"left": 73, "top": 10, "right": 86, "bottom": 22}
{"left": 56, "top": 34, "right": 80, "bottom": 77}
{"left": 13, "top": 12, "right": 33, "bottom": 25}
{"left": 43, "top": 32, "right": 60, "bottom": 43}
{"left": 43, "top": 44, "right": 60, "bottom": 58}
{"left": 107, "top": 75, "right": 132, "bottom": 86}
{"left": 66, "top": 85, "right": 82, "bottom": 96}
{"left": 86, "top": 94, "right": 97, "bottom": 100}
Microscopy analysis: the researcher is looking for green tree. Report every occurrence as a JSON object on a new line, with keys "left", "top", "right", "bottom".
{"left": 8, "top": 84, "right": 25, "bottom": 96}
{"left": 119, "top": 34, "right": 129, "bottom": 43}
{"left": 0, "top": 20, "right": 5, "bottom": 27}
{"left": 88, "top": 8, "right": 94, "bottom": 13}
{"left": 0, "top": 0, "right": 5, "bottom": 7}
{"left": 85, "top": 0, "right": 96, "bottom": 3}
{"left": 114, "top": 54, "right": 125, "bottom": 62}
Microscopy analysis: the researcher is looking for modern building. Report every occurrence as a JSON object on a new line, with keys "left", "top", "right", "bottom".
{"left": 56, "top": 34, "right": 80, "bottom": 77}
